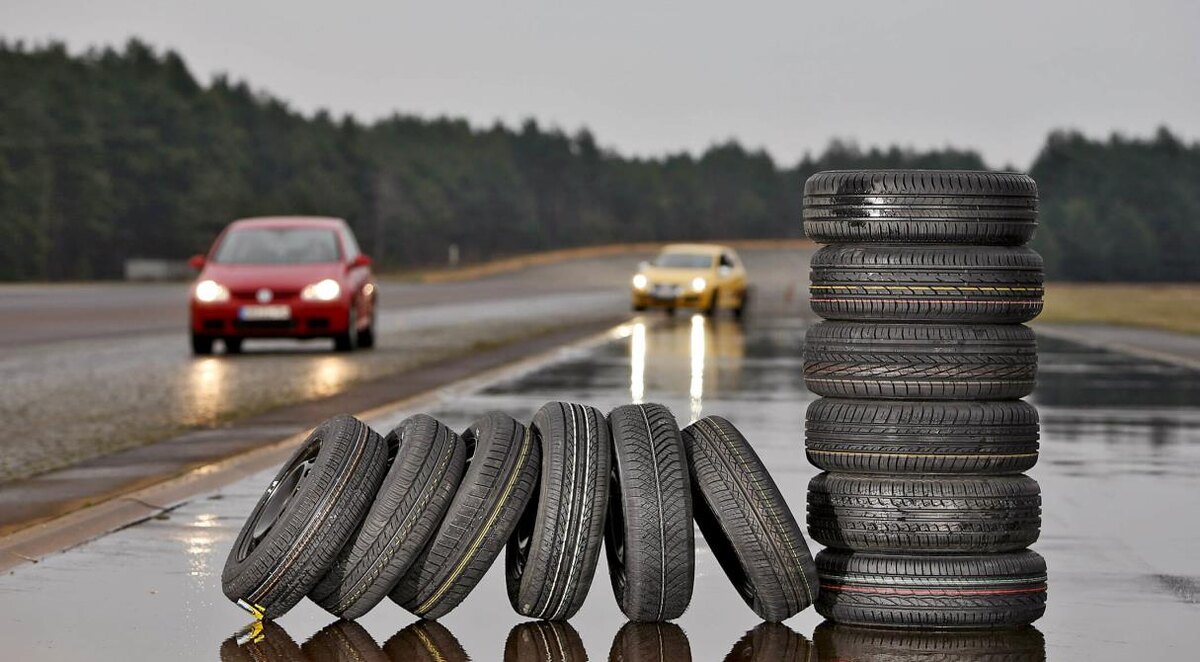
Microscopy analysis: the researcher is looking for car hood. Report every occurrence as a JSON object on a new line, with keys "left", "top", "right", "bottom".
{"left": 198, "top": 262, "right": 344, "bottom": 291}
{"left": 639, "top": 266, "right": 714, "bottom": 285}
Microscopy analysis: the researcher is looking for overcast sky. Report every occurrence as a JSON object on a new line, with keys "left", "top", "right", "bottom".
{"left": 4, "top": 1, "right": 1197, "bottom": 167}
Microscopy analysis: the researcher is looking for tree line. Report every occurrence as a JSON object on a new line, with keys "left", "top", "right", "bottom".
{"left": 1, "top": 40, "right": 1196, "bottom": 281}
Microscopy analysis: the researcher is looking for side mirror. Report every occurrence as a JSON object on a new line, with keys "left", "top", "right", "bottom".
{"left": 188, "top": 254, "right": 206, "bottom": 270}
{"left": 719, "top": 265, "right": 733, "bottom": 276}
{"left": 349, "top": 254, "right": 372, "bottom": 270}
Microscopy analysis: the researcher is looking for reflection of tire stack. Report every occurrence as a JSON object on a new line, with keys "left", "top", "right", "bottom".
{"left": 801, "top": 170, "right": 1048, "bottom": 629}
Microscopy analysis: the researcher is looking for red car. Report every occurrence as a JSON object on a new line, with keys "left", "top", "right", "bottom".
{"left": 188, "top": 216, "right": 377, "bottom": 355}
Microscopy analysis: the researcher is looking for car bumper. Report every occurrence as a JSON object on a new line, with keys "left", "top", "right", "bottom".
{"left": 190, "top": 300, "right": 350, "bottom": 338}
{"left": 632, "top": 289, "right": 713, "bottom": 309}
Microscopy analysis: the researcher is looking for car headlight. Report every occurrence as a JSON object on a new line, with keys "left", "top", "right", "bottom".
{"left": 691, "top": 277, "right": 707, "bottom": 292}
{"left": 301, "top": 278, "right": 342, "bottom": 302}
{"left": 194, "top": 279, "right": 230, "bottom": 303}
{"left": 632, "top": 274, "right": 648, "bottom": 290}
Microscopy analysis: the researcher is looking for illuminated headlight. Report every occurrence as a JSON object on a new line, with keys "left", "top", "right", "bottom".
{"left": 301, "top": 278, "right": 341, "bottom": 301}
{"left": 691, "top": 277, "right": 707, "bottom": 292}
{"left": 632, "top": 274, "right": 648, "bottom": 290}
{"left": 194, "top": 280, "right": 230, "bottom": 303}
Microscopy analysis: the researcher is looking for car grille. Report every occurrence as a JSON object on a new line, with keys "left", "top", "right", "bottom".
{"left": 233, "top": 319, "right": 295, "bottom": 330}
{"left": 230, "top": 289, "right": 300, "bottom": 302}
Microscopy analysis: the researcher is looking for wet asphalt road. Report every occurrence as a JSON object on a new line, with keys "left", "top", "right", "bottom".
{"left": 0, "top": 250, "right": 808, "bottom": 483}
{"left": 0, "top": 300, "right": 1197, "bottom": 659}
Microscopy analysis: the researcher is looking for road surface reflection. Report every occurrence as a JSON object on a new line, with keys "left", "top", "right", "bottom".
{"left": 220, "top": 617, "right": 1045, "bottom": 661}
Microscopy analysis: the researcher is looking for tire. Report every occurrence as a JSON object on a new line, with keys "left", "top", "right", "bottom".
{"left": 191, "top": 333, "right": 214, "bottom": 356}
{"left": 224, "top": 337, "right": 243, "bottom": 354}
{"left": 803, "top": 322, "right": 1037, "bottom": 400}
{"left": 357, "top": 310, "right": 376, "bottom": 349}
{"left": 390, "top": 412, "right": 540, "bottom": 619}
{"left": 507, "top": 402, "right": 611, "bottom": 621}
{"left": 309, "top": 414, "right": 466, "bottom": 619}
{"left": 807, "top": 473, "right": 1041, "bottom": 553}
{"left": 302, "top": 621, "right": 386, "bottom": 662}
{"left": 813, "top": 622, "right": 1047, "bottom": 662}
{"left": 802, "top": 170, "right": 1038, "bottom": 245}
{"left": 335, "top": 308, "right": 357, "bottom": 352}
{"left": 721, "top": 623, "right": 814, "bottom": 662}
{"left": 809, "top": 244, "right": 1044, "bottom": 323}
{"left": 504, "top": 621, "right": 587, "bottom": 662}
{"left": 219, "top": 621, "right": 304, "bottom": 662}
{"left": 383, "top": 621, "right": 469, "bottom": 662}
{"left": 221, "top": 415, "right": 388, "bottom": 619}
{"left": 815, "top": 549, "right": 1048, "bottom": 629}
{"left": 604, "top": 404, "right": 694, "bottom": 622}
{"left": 609, "top": 622, "right": 692, "bottom": 662}
{"left": 734, "top": 288, "right": 749, "bottom": 320}
{"left": 704, "top": 290, "right": 719, "bottom": 316}
{"left": 805, "top": 398, "right": 1040, "bottom": 475}
{"left": 682, "top": 416, "right": 819, "bottom": 622}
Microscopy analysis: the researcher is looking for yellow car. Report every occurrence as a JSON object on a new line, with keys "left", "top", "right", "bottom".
{"left": 631, "top": 244, "right": 749, "bottom": 317}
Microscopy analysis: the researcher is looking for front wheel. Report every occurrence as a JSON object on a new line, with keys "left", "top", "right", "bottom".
{"left": 356, "top": 310, "right": 376, "bottom": 349}
{"left": 191, "top": 333, "right": 214, "bottom": 356}
{"left": 334, "top": 308, "right": 358, "bottom": 353}
{"left": 703, "top": 290, "right": 720, "bottom": 317}
{"left": 734, "top": 289, "right": 749, "bottom": 320}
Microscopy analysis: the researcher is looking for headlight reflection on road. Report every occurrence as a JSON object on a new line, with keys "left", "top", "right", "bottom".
{"left": 179, "top": 513, "right": 220, "bottom": 580}
{"left": 186, "top": 357, "right": 226, "bottom": 426}
{"left": 304, "top": 356, "right": 352, "bottom": 399}
{"left": 629, "top": 321, "right": 646, "bottom": 403}
{"left": 689, "top": 314, "right": 706, "bottom": 422}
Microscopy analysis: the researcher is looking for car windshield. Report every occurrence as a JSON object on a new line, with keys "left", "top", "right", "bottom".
{"left": 655, "top": 252, "right": 713, "bottom": 269}
{"left": 213, "top": 227, "right": 341, "bottom": 264}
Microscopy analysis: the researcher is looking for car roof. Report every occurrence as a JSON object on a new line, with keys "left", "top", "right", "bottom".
{"left": 229, "top": 216, "right": 346, "bottom": 229}
{"left": 659, "top": 243, "right": 733, "bottom": 255}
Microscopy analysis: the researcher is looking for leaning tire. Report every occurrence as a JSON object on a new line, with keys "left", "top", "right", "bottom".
{"left": 805, "top": 398, "right": 1040, "bottom": 474}
{"left": 815, "top": 549, "right": 1048, "bottom": 629}
{"left": 807, "top": 473, "right": 1041, "bottom": 553}
{"left": 813, "top": 622, "right": 1047, "bottom": 662}
{"left": 802, "top": 170, "right": 1038, "bottom": 245}
{"left": 390, "top": 412, "right": 540, "bottom": 619}
{"left": 809, "top": 244, "right": 1044, "bottom": 323}
{"left": 682, "top": 416, "right": 819, "bottom": 622}
{"left": 803, "top": 322, "right": 1037, "bottom": 400}
{"left": 507, "top": 402, "right": 611, "bottom": 621}
{"left": 221, "top": 415, "right": 388, "bottom": 619}
{"left": 309, "top": 414, "right": 466, "bottom": 620}
{"left": 604, "top": 403, "right": 694, "bottom": 622}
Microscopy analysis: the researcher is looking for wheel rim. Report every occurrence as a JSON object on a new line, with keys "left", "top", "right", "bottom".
{"left": 237, "top": 441, "right": 320, "bottom": 562}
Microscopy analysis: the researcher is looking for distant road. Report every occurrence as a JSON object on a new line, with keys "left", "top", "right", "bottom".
{"left": 0, "top": 248, "right": 814, "bottom": 483}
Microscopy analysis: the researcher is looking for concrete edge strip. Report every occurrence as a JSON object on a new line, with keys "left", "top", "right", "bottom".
{"left": 1033, "top": 324, "right": 1200, "bottom": 372}
{"left": 0, "top": 320, "right": 643, "bottom": 574}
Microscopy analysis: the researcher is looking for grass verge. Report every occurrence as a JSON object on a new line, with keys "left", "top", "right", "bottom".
{"left": 1041, "top": 283, "right": 1200, "bottom": 335}
{"left": 385, "top": 238, "right": 816, "bottom": 283}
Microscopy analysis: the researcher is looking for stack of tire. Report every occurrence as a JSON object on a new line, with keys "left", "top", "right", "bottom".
{"left": 801, "top": 170, "right": 1048, "bottom": 629}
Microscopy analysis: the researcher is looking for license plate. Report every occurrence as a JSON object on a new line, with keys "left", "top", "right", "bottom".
{"left": 239, "top": 305, "right": 291, "bottom": 321}
{"left": 652, "top": 284, "right": 679, "bottom": 299}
